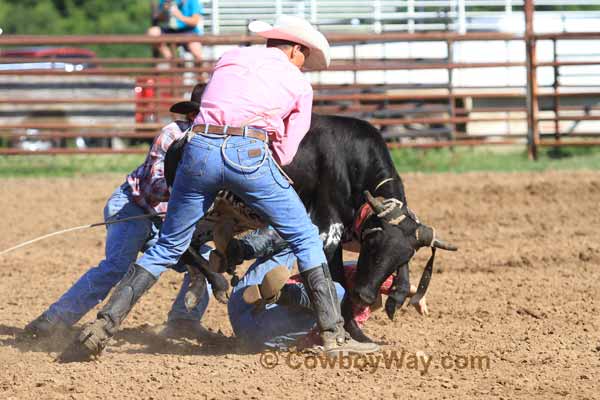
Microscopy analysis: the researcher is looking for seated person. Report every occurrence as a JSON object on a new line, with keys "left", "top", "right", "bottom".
{"left": 228, "top": 251, "right": 404, "bottom": 351}
{"left": 148, "top": 0, "right": 205, "bottom": 60}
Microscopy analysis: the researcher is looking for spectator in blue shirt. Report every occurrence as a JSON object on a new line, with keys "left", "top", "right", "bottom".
{"left": 148, "top": 0, "right": 205, "bottom": 60}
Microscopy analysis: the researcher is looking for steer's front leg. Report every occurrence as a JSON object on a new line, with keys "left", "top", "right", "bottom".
{"left": 341, "top": 296, "right": 376, "bottom": 343}
{"left": 326, "top": 244, "right": 345, "bottom": 285}
{"left": 180, "top": 249, "right": 230, "bottom": 307}
{"left": 326, "top": 242, "right": 375, "bottom": 344}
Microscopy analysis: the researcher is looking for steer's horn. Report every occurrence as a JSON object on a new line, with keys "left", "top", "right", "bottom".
{"left": 364, "top": 190, "right": 386, "bottom": 214}
{"left": 416, "top": 225, "right": 458, "bottom": 251}
{"left": 432, "top": 238, "right": 458, "bottom": 251}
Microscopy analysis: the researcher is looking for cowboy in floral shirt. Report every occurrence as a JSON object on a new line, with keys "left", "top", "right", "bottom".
{"left": 25, "top": 85, "right": 214, "bottom": 340}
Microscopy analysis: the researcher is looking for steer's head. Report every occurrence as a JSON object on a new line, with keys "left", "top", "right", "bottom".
{"left": 352, "top": 191, "right": 457, "bottom": 320}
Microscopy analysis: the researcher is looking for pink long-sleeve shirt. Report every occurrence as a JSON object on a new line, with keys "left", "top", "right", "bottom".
{"left": 194, "top": 46, "right": 314, "bottom": 166}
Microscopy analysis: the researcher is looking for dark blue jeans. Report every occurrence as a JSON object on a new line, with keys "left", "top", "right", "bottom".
{"left": 45, "top": 183, "right": 209, "bottom": 326}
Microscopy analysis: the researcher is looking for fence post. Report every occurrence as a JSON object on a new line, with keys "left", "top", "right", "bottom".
{"left": 310, "top": 0, "right": 317, "bottom": 24}
{"left": 447, "top": 38, "right": 456, "bottom": 145}
{"left": 457, "top": 0, "right": 466, "bottom": 34}
{"left": 407, "top": 0, "right": 415, "bottom": 33}
{"left": 373, "top": 0, "right": 382, "bottom": 34}
{"left": 525, "top": 0, "right": 539, "bottom": 160}
{"left": 552, "top": 38, "right": 560, "bottom": 142}
{"left": 211, "top": 0, "right": 220, "bottom": 35}
{"left": 275, "top": 0, "right": 282, "bottom": 17}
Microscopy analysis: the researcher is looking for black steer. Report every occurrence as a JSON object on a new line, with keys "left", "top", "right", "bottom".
{"left": 283, "top": 114, "right": 456, "bottom": 333}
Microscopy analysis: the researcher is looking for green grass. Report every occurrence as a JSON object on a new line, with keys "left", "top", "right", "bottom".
{"left": 2, "top": 146, "right": 600, "bottom": 178}
{"left": 390, "top": 146, "right": 600, "bottom": 173}
{"left": 0, "top": 154, "right": 145, "bottom": 178}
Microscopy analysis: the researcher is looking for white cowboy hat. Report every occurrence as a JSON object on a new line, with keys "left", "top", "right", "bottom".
{"left": 248, "top": 15, "right": 330, "bottom": 70}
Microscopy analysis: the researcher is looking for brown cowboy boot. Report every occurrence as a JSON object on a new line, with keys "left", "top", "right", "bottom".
{"left": 242, "top": 265, "right": 291, "bottom": 308}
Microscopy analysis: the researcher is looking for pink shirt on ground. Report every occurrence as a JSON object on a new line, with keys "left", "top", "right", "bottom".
{"left": 194, "top": 46, "right": 314, "bottom": 166}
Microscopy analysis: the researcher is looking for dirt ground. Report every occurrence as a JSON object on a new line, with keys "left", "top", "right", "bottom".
{"left": 0, "top": 170, "right": 599, "bottom": 399}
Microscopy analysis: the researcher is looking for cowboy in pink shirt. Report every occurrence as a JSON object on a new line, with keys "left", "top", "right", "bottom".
{"left": 194, "top": 16, "right": 332, "bottom": 166}
{"left": 195, "top": 44, "right": 313, "bottom": 166}
{"left": 67, "top": 15, "right": 377, "bottom": 361}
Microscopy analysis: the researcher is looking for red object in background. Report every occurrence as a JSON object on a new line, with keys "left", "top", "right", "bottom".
{"left": 134, "top": 76, "right": 184, "bottom": 124}
{"left": 134, "top": 78, "right": 156, "bottom": 123}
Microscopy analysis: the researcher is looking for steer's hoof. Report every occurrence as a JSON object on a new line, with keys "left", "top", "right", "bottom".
{"left": 185, "top": 283, "right": 229, "bottom": 309}
{"left": 344, "top": 319, "right": 374, "bottom": 343}
{"left": 159, "top": 319, "right": 228, "bottom": 343}
{"left": 213, "top": 290, "right": 229, "bottom": 304}
{"left": 412, "top": 297, "right": 429, "bottom": 316}
{"left": 408, "top": 284, "right": 429, "bottom": 316}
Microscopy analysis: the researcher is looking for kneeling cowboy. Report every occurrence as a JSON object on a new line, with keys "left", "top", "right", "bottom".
{"left": 26, "top": 84, "right": 213, "bottom": 341}
{"left": 65, "top": 15, "right": 377, "bottom": 360}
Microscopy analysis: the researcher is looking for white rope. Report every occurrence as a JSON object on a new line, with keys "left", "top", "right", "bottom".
{"left": 220, "top": 135, "right": 270, "bottom": 171}
{"left": 0, "top": 212, "right": 165, "bottom": 258}
{"left": 377, "top": 198, "right": 404, "bottom": 218}
{"left": 0, "top": 224, "right": 94, "bottom": 257}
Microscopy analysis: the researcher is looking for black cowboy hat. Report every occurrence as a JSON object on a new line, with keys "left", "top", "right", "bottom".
{"left": 169, "top": 83, "right": 205, "bottom": 114}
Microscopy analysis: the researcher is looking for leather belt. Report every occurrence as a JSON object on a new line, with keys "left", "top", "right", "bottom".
{"left": 192, "top": 124, "right": 268, "bottom": 142}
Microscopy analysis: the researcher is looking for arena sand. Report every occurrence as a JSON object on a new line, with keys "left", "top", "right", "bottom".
{"left": 0, "top": 171, "right": 599, "bottom": 399}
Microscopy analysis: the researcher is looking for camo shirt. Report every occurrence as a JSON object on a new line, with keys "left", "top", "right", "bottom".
{"left": 126, "top": 121, "right": 189, "bottom": 214}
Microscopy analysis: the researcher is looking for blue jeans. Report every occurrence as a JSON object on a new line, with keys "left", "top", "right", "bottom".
{"left": 137, "top": 133, "right": 327, "bottom": 277}
{"left": 44, "top": 183, "right": 209, "bottom": 326}
{"left": 228, "top": 248, "right": 345, "bottom": 350}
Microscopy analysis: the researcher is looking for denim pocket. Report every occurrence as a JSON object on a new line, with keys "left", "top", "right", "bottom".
{"left": 233, "top": 143, "right": 268, "bottom": 180}
{"left": 182, "top": 142, "right": 212, "bottom": 176}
